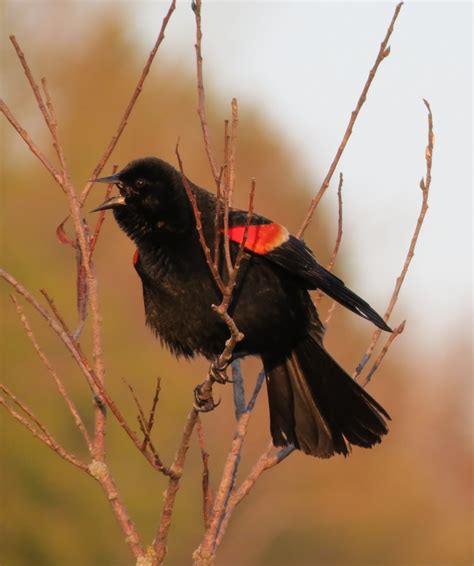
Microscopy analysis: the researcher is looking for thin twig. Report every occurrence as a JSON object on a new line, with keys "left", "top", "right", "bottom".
{"left": 124, "top": 378, "right": 149, "bottom": 430}
{"left": 196, "top": 416, "right": 213, "bottom": 529}
{"left": 3, "top": 14, "right": 180, "bottom": 564}
{"left": 362, "top": 320, "right": 406, "bottom": 386}
{"left": 192, "top": 0, "right": 220, "bottom": 186}
{"left": 0, "top": 386, "right": 88, "bottom": 472}
{"left": 212, "top": 370, "right": 265, "bottom": 543}
{"left": 195, "top": 371, "right": 265, "bottom": 562}
{"left": 222, "top": 101, "right": 239, "bottom": 279}
{"left": 9, "top": 36, "right": 57, "bottom": 144}
{"left": 1, "top": 270, "right": 95, "bottom": 388}
{"left": 227, "top": 99, "right": 238, "bottom": 208}
{"left": 314, "top": 172, "right": 344, "bottom": 308}
{"left": 213, "top": 166, "right": 226, "bottom": 270}
{"left": 297, "top": 2, "right": 404, "bottom": 238}
{"left": 195, "top": 414, "right": 255, "bottom": 561}
{"left": 41, "top": 78, "right": 69, "bottom": 184}
{"left": 10, "top": 295, "right": 93, "bottom": 453}
{"left": 90, "top": 166, "right": 117, "bottom": 255}
{"left": 123, "top": 377, "right": 168, "bottom": 473}
{"left": 215, "top": 443, "right": 294, "bottom": 547}
{"left": 354, "top": 99, "right": 433, "bottom": 380}
{"left": 40, "top": 289, "right": 75, "bottom": 340}
{"left": 142, "top": 376, "right": 161, "bottom": 452}
{"left": 0, "top": 100, "right": 62, "bottom": 185}
{"left": 231, "top": 360, "right": 246, "bottom": 420}
{"left": 153, "top": 409, "right": 199, "bottom": 564}
{"left": 80, "top": 0, "right": 177, "bottom": 204}
{"left": 193, "top": 178, "right": 255, "bottom": 415}
{"left": 87, "top": 460, "right": 145, "bottom": 559}
{"left": 40, "top": 77, "right": 93, "bottom": 341}
{"left": 175, "top": 146, "right": 225, "bottom": 293}
{"left": 222, "top": 120, "right": 230, "bottom": 204}
{"left": 224, "top": 177, "right": 255, "bottom": 303}
{"left": 323, "top": 301, "right": 337, "bottom": 329}
{"left": 9, "top": 36, "right": 108, "bottom": 460}
{"left": 0, "top": 270, "right": 173, "bottom": 476}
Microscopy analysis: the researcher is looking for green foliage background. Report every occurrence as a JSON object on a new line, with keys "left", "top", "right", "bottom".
{"left": 1, "top": 4, "right": 471, "bottom": 565}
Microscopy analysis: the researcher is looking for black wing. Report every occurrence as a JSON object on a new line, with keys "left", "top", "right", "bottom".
{"left": 226, "top": 210, "right": 391, "bottom": 332}
{"left": 266, "top": 235, "right": 392, "bottom": 332}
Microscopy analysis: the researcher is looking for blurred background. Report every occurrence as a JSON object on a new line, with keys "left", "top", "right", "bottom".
{"left": 1, "top": 1, "right": 472, "bottom": 565}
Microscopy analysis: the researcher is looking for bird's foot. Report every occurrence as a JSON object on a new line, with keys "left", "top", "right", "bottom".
{"left": 209, "top": 359, "right": 232, "bottom": 384}
{"left": 192, "top": 359, "right": 232, "bottom": 412}
{"left": 193, "top": 382, "right": 221, "bottom": 413}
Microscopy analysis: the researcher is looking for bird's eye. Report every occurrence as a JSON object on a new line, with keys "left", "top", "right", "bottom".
{"left": 135, "top": 178, "right": 146, "bottom": 189}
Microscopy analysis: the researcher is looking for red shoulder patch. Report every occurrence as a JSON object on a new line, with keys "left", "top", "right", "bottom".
{"left": 133, "top": 249, "right": 139, "bottom": 265}
{"left": 226, "top": 223, "right": 289, "bottom": 255}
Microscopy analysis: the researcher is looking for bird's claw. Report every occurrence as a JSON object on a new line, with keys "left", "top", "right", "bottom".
{"left": 210, "top": 360, "right": 232, "bottom": 384}
{"left": 193, "top": 383, "right": 221, "bottom": 413}
{"left": 192, "top": 360, "right": 231, "bottom": 412}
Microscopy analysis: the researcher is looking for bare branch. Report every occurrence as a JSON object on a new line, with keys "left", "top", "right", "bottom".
{"left": 354, "top": 99, "right": 433, "bottom": 380}
{"left": 323, "top": 301, "right": 337, "bottom": 329}
{"left": 314, "top": 172, "right": 344, "bottom": 308}
{"left": 195, "top": 371, "right": 266, "bottom": 562}
{"left": 90, "top": 166, "right": 117, "bottom": 256}
{"left": 0, "top": 99, "right": 62, "bottom": 185}
{"left": 8, "top": 37, "right": 108, "bottom": 459}
{"left": 175, "top": 146, "right": 225, "bottom": 293}
{"left": 80, "top": 0, "right": 177, "bottom": 204}
{"left": 10, "top": 295, "right": 93, "bottom": 453}
{"left": 231, "top": 360, "right": 246, "bottom": 420}
{"left": 297, "top": 2, "right": 404, "bottom": 237}
{"left": 215, "top": 443, "right": 294, "bottom": 547}
{"left": 88, "top": 461, "right": 144, "bottom": 559}
{"left": 1, "top": 270, "right": 174, "bottom": 476}
{"left": 196, "top": 416, "right": 213, "bottom": 529}
{"left": 41, "top": 78, "right": 69, "bottom": 179}
{"left": 227, "top": 99, "right": 239, "bottom": 207}
{"left": 225, "top": 176, "right": 255, "bottom": 297}
{"left": 154, "top": 409, "right": 199, "bottom": 564}
{"left": 213, "top": 166, "right": 226, "bottom": 270}
{"left": 123, "top": 377, "right": 170, "bottom": 475}
{"left": 362, "top": 320, "right": 406, "bottom": 386}
{"left": 1, "top": 270, "right": 95, "bottom": 386}
{"left": 193, "top": 178, "right": 254, "bottom": 414}
{"left": 142, "top": 376, "right": 161, "bottom": 452}
{"left": 192, "top": 0, "right": 220, "bottom": 185}
{"left": 0, "top": 385, "right": 88, "bottom": 472}
{"left": 222, "top": 100, "right": 239, "bottom": 277}
{"left": 9, "top": 36, "right": 57, "bottom": 142}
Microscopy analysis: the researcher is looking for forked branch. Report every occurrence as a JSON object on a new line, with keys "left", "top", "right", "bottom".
{"left": 297, "top": 2, "right": 404, "bottom": 238}
{"left": 354, "top": 99, "right": 434, "bottom": 381}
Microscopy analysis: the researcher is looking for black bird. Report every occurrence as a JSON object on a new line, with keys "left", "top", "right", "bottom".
{"left": 92, "top": 156, "right": 391, "bottom": 458}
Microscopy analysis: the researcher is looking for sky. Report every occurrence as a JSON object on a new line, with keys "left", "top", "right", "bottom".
{"left": 127, "top": 1, "right": 472, "bottom": 353}
{"left": 2, "top": 1, "right": 472, "bottom": 355}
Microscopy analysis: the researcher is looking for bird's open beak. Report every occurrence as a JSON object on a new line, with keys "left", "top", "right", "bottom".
{"left": 90, "top": 172, "right": 126, "bottom": 212}
{"left": 90, "top": 195, "right": 126, "bottom": 212}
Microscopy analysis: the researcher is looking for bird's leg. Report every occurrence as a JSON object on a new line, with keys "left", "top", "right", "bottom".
{"left": 193, "top": 358, "right": 233, "bottom": 412}
{"left": 209, "top": 357, "right": 233, "bottom": 384}
{"left": 193, "top": 381, "right": 221, "bottom": 413}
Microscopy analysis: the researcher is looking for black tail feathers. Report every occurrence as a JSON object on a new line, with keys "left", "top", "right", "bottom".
{"left": 264, "top": 332, "right": 390, "bottom": 458}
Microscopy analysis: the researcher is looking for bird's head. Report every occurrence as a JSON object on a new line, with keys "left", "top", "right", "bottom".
{"left": 91, "top": 157, "right": 191, "bottom": 241}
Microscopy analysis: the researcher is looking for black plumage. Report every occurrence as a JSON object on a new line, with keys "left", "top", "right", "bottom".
{"left": 93, "top": 156, "right": 391, "bottom": 458}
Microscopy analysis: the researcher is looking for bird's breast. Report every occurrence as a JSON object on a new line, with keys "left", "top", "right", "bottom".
{"left": 134, "top": 241, "right": 313, "bottom": 360}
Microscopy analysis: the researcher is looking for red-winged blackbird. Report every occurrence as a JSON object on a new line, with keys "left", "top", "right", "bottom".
{"left": 93, "top": 157, "right": 391, "bottom": 458}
